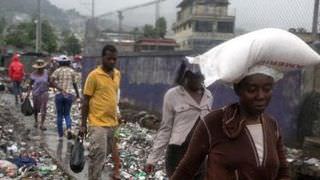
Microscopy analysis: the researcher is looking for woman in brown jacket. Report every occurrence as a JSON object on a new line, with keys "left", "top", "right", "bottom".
{"left": 171, "top": 67, "right": 290, "bottom": 180}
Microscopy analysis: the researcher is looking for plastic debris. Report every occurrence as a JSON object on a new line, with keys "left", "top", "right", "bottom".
{"left": 0, "top": 95, "right": 68, "bottom": 179}
{"left": 12, "top": 155, "right": 37, "bottom": 168}
{"left": 103, "top": 122, "right": 167, "bottom": 179}
{"left": 304, "top": 158, "right": 320, "bottom": 165}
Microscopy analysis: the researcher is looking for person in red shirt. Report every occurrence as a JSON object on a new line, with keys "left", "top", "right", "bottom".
{"left": 8, "top": 53, "right": 25, "bottom": 104}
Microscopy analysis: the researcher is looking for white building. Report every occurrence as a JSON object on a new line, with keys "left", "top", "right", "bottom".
{"left": 173, "top": 0, "right": 235, "bottom": 51}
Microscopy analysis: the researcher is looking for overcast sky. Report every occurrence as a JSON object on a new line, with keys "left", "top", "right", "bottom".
{"left": 49, "top": 0, "right": 313, "bottom": 32}
{"left": 48, "top": 0, "right": 179, "bottom": 17}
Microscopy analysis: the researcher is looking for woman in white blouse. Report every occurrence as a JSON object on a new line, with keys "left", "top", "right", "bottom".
{"left": 144, "top": 61, "right": 213, "bottom": 178}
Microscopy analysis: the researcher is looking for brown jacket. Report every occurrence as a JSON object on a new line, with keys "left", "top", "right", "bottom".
{"left": 171, "top": 104, "right": 290, "bottom": 180}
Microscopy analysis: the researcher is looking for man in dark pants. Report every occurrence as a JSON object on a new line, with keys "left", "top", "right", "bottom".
{"left": 8, "top": 54, "right": 24, "bottom": 104}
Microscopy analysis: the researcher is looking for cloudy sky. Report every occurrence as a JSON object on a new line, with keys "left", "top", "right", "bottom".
{"left": 49, "top": 0, "right": 313, "bottom": 32}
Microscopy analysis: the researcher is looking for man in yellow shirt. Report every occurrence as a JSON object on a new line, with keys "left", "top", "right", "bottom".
{"left": 81, "top": 44, "right": 121, "bottom": 180}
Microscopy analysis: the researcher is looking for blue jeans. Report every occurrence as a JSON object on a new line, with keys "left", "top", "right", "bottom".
{"left": 55, "top": 93, "right": 74, "bottom": 137}
{"left": 12, "top": 81, "right": 22, "bottom": 96}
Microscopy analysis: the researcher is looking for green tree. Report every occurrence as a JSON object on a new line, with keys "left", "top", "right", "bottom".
{"left": 0, "top": 17, "right": 7, "bottom": 45}
{"left": 41, "top": 20, "right": 58, "bottom": 53}
{"left": 5, "top": 21, "right": 58, "bottom": 53}
{"left": 0, "top": 17, "right": 6, "bottom": 34}
{"left": 61, "top": 29, "right": 71, "bottom": 39}
{"left": 131, "top": 27, "right": 142, "bottom": 40}
{"left": 5, "top": 22, "right": 34, "bottom": 48}
{"left": 4, "top": 20, "right": 58, "bottom": 53}
{"left": 143, "top": 24, "right": 156, "bottom": 38}
{"left": 142, "top": 17, "right": 167, "bottom": 38}
{"left": 155, "top": 17, "right": 167, "bottom": 38}
{"left": 62, "top": 33, "right": 81, "bottom": 55}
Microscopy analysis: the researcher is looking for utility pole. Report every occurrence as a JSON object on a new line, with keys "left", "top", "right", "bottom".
{"left": 155, "top": 0, "right": 160, "bottom": 25}
{"left": 312, "top": 0, "right": 319, "bottom": 41}
{"left": 36, "top": 0, "right": 41, "bottom": 53}
{"left": 117, "top": 11, "right": 123, "bottom": 33}
{"left": 91, "top": 0, "right": 95, "bottom": 18}
{"left": 155, "top": 0, "right": 160, "bottom": 41}
{"left": 312, "top": 0, "right": 320, "bottom": 91}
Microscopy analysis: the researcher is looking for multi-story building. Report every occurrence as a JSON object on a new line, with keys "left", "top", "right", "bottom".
{"left": 173, "top": 0, "right": 235, "bottom": 51}
{"left": 135, "top": 38, "right": 177, "bottom": 52}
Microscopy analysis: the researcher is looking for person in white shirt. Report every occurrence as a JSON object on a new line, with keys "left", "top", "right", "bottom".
{"left": 144, "top": 61, "right": 213, "bottom": 178}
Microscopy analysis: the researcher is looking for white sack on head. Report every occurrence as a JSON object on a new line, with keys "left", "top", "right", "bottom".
{"left": 244, "top": 65, "right": 283, "bottom": 83}
{"left": 187, "top": 28, "right": 320, "bottom": 87}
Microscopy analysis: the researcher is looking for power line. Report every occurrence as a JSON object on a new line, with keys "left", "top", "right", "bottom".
{"left": 91, "top": 0, "right": 95, "bottom": 18}
{"left": 312, "top": 0, "right": 320, "bottom": 40}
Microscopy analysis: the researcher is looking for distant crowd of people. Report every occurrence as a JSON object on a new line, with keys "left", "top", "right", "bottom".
{"left": 7, "top": 53, "right": 80, "bottom": 138}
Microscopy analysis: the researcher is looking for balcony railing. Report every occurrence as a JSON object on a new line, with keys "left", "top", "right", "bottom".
{"left": 176, "top": 8, "right": 236, "bottom": 24}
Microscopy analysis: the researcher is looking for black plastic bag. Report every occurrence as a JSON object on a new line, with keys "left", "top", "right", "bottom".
{"left": 21, "top": 98, "right": 34, "bottom": 116}
{"left": 70, "top": 137, "right": 85, "bottom": 173}
{"left": 0, "top": 83, "right": 5, "bottom": 91}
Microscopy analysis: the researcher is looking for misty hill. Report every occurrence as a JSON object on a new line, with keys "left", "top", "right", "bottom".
{"left": 0, "top": 0, "right": 136, "bottom": 38}
{"left": 0, "top": 0, "right": 72, "bottom": 29}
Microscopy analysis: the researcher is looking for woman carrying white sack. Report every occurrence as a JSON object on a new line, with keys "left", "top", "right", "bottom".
{"left": 171, "top": 28, "right": 320, "bottom": 180}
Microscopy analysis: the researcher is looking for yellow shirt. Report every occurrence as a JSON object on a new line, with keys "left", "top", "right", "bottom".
{"left": 83, "top": 66, "right": 121, "bottom": 127}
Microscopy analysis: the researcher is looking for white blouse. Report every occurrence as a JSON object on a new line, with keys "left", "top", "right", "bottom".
{"left": 247, "top": 124, "right": 264, "bottom": 165}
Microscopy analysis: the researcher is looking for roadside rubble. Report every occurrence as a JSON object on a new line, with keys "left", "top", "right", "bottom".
{"left": 109, "top": 122, "right": 167, "bottom": 180}
{"left": 105, "top": 103, "right": 165, "bottom": 179}
{"left": 0, "top": 98, "right": 68, "bottom": 179}
{"left": 120, "top": 103, "right": 161, "bottom": 130}
{"left": 287, "top": 147, "right": 320, "bottom": 178}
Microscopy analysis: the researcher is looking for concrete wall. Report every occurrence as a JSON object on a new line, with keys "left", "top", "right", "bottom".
{"left": 82, "top": 51, "right": 302, "bottom": 144}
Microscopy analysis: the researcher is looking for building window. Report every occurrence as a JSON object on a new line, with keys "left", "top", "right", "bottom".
{"left": 217, "top": 22, "right": 234, "bottom": 33}
{"left": 195, "top": 21, "right": 213, "bottom": 32}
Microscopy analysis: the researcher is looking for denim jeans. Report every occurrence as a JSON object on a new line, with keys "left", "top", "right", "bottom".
{"left": 12, "top": 81, "right": 22, "bottom": 96}
{"left": 55, "top": 93, "right": 74, "bottom": 137}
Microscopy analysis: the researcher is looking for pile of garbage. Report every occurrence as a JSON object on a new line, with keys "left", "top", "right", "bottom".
{"left": 104, "top": 122, "right": 167, "bottom": 180}
{"left": 287, "top": 147, "right": 320, "bottom": 178}
{"left": 0, "top": 97, "right": 68, "bottom": 179}
{"left": 120, "top": 103, "right": 161, "bottom": 130}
